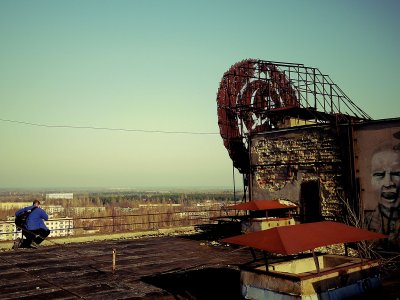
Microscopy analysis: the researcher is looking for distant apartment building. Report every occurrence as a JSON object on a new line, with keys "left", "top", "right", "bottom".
{"left": 178, "top": 211, "right": 209, "bottom": 218}
{"left": 68, "top": 207, "right": 106, "bottom": 216}
{"left": 0, "top": 217, "right": 74, "bottom": 241}
{"left": 1, "top": 204, "right": 65, "bottom": 215}
{"left": 0, "top": 202, "right": 31, "bottom": 210}
{"left": 138, "top": 204, "right": 182, "bottom": 208}
{"left": 195, "top": 201, "right": 222, "bottom": 207}
{"left": 0, "top": 221, "right": 16, "bottom": 241}
{"left": 46, "top": 193, "right": 74, "bottom": 200}
{"left": 45, "top": 217, "right": 74, "bottom": 237}
{"left": 43, "top": 205, "right": 65, "bottom": 215}
{"left": 114, "top": 207, "right": 140, "bottom": 213}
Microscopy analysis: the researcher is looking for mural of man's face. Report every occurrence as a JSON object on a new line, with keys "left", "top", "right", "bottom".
{"left": 371, "top": 150, "right": 400, "bottom": 209}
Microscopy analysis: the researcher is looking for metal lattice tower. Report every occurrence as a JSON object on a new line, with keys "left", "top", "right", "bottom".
{"left": 216, "top": 59, "right": 371, "bottom": 173}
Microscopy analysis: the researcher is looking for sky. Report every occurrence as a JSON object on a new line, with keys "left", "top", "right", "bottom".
{"left": 0, "top": 0, "right": 399, "bottom": 190}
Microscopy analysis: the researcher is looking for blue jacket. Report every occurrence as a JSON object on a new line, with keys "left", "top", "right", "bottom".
{"left": 15, "top": 205, "right": 49, "bottom": 231}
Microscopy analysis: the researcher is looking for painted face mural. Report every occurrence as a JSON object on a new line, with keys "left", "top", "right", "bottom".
{"left": 365, "top": 147, "right": 400, "bottom": 246}
{"left": 370, "top": 149, "right": 400, "bottom": 210}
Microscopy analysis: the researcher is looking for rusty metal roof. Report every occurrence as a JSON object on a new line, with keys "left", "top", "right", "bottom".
{"left": 226, "top": 200, "right": 297, "bottom": 211}
{"left": 222, "top": 221, "right": 387, "bottom": 255}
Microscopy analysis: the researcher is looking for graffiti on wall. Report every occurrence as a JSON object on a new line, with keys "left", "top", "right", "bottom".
{"left": 355, "top": 120, "right": 400, "bottom": 247}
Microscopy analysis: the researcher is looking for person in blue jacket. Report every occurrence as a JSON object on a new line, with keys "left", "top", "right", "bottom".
{"left": 15, "top": 200, "right": 50, "bottom": 249}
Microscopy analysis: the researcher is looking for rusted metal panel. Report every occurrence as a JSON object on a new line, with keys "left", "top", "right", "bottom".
{"left": 226, "top": 200, "right": 297, "bottom": 211}
{"left": 223, "top": 221, "right": 386, "bottom": 255}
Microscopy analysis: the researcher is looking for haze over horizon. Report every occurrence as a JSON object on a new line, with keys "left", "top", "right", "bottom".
{"left": 1, "top": 0, "right": 399, "bottom": 189}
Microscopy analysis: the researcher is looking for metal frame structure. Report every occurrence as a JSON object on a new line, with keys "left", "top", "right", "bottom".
{"left": 216, "top": 59, "right": 371, "bottom": 175}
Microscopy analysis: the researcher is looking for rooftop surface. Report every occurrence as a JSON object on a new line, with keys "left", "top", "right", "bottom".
{"left": 0, "top": 232, "right": 251, "bottom": 299}
{"left": 0, "top": 230, "right": 399, "bottom": 299}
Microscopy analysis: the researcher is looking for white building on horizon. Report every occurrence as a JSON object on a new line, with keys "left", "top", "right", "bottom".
{"left": 0, "top": 217, "right": 74, "bottom": 241}
{"left": 46, "top": 193, "right": 74, "bottom": 200}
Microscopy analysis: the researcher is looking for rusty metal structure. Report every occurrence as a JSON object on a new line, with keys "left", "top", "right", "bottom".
{"left": 223, "top": 221, "right": 386, "bottom": 255}
{"left": 217, "top": 61, "right": 400, "bottom": 250}
{"left": 223, "top": 222, "right": 386, "bottom": 299}
{"left": 216, "top": 59, "right": 371, "bottom": 174}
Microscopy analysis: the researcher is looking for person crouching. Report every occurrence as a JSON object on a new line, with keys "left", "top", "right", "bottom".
{"left": 15, "top": 200, "right": 50, "bottom": 248}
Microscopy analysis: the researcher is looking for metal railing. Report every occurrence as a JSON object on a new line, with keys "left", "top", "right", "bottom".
{"left": 0, "top": 207, "right": 237, "bottom": 241}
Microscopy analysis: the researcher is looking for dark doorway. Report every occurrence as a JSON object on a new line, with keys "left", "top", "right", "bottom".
{"left": 300, "top": 180, "right": 321, "bottom": 223}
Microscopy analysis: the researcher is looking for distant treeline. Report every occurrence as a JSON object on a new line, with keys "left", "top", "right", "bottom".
{"left": 69, "top": 191, "right": 243, "bottom": 206}
{"left": 0, "top": 190, "right": 244, "bottom": 206}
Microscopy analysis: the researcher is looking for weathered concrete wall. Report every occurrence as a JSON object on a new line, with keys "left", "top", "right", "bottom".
{"left": 250, "top": 125, "right": 345, "bottom": 220}
{"left": 250, "top": 118, "right": 400, "bottom": 249}
{"left": 241, "top": 256, "right": 380, "bottom": 299}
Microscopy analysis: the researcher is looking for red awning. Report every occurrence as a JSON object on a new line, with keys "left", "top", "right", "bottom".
{"left": 222, "top": 221, "right": 387, "bottom": 255}
{"left": 226, "top": 200, "right": 297, "bottom": 211}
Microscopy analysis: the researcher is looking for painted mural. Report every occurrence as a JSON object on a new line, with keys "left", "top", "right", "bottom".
{"left": 354, "top": 119, "right": 400, "bottom": 248}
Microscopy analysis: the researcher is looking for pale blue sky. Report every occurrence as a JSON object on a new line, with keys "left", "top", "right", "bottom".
{"left": 0, "top": 0, "right": 399, "bottom": 189}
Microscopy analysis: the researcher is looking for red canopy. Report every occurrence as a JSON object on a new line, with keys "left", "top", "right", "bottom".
{"left": 222, "top": 221, "right": 387, "bottom": 255}
{"left": 226, "top": 200, "right": 297, "bottom": 211}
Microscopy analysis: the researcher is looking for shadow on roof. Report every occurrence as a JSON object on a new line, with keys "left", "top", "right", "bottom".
{"left": 142, "top": 267, "right": 242, "bottom": 299}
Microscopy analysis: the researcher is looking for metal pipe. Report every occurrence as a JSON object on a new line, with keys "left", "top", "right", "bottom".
{"left": 250, "top": 247, "right": 257, "bottom": 261}
{"left": 312, "top": 250, "right": 320, "bottom": 273}
{"left": 112, "top": 248, "right": 116, "bottom": 273}
{"left": 263, "top": 250, "right": 269, "bottom": 272}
